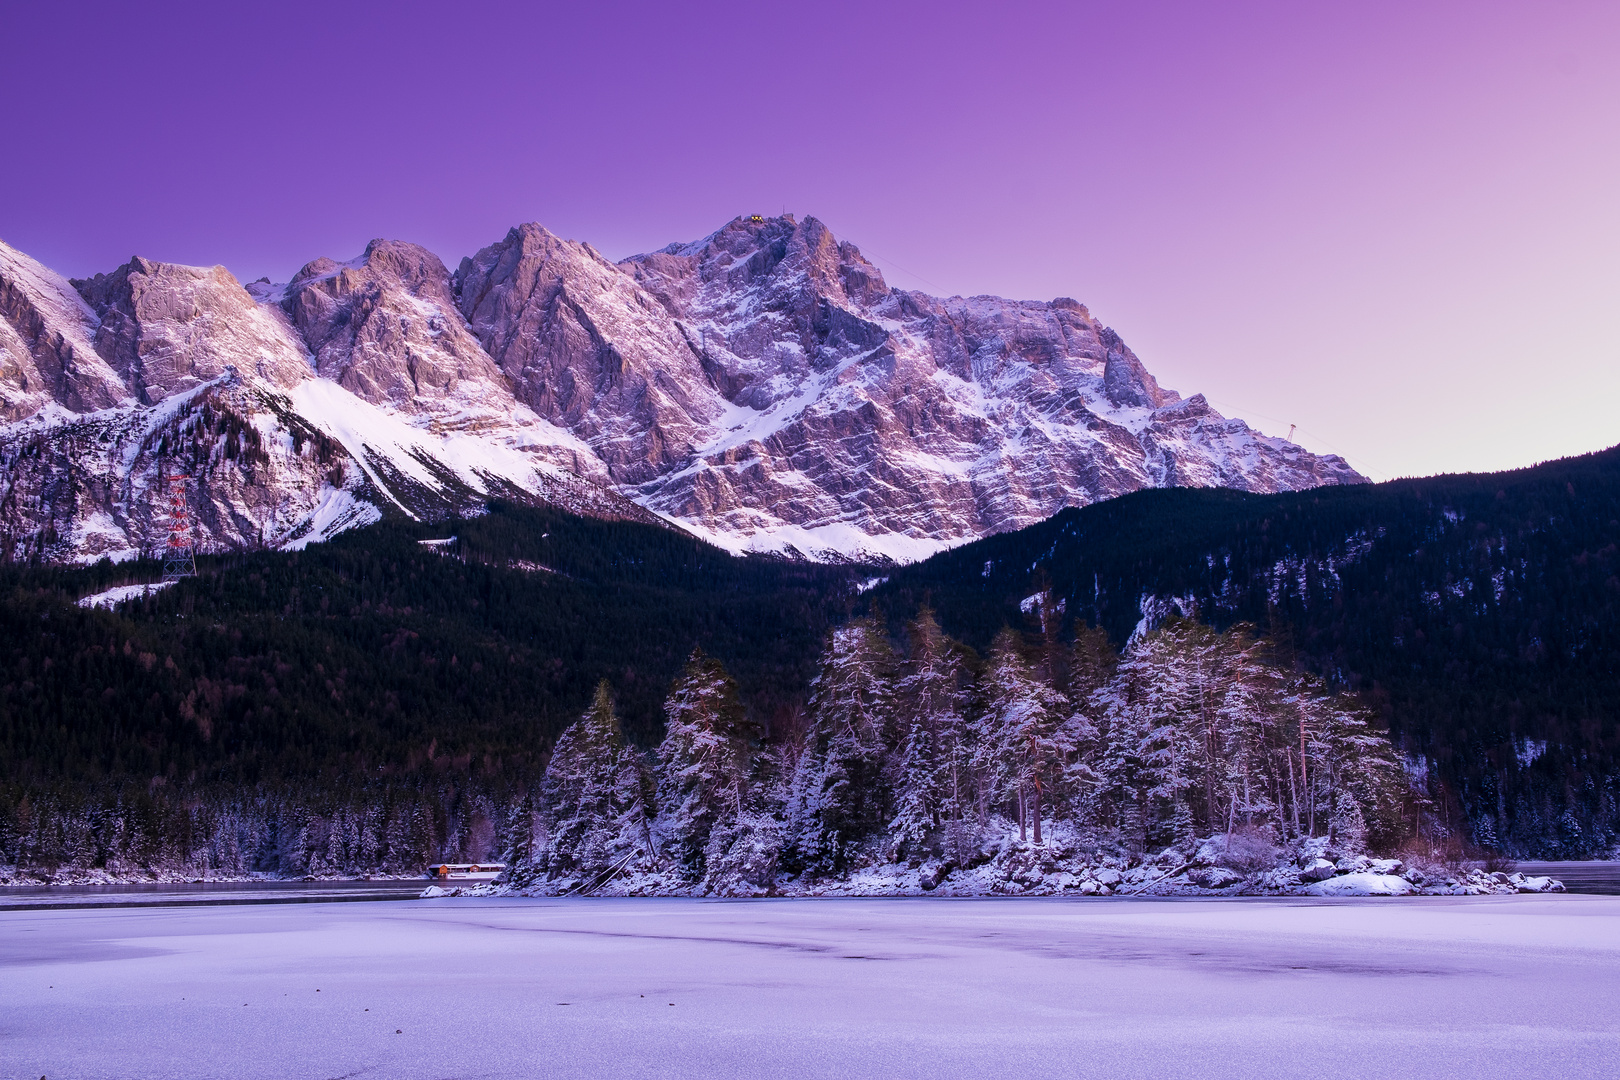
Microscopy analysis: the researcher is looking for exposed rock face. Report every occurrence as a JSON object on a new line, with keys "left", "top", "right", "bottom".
{"left": 455, "top": 224, "right": 721, "bottom": 484}
{"left": 0, "top": 241, "right": 652, "bottom": 564}
{"left": 0, "top": 373, "right": 368, "bottom": 563}
{"left": 72, "top": 258, "right": 310, "bottom": 403}
{"left": 614, "top": 215, "right": 1361, "bottom": 558}
{"left": 0, "top": 215, "right": 1363, "bottom": 565}
{"left": 283, "top": 240, "right": 512, "bottom": 421}
{"left": 0, "top": 240, "right": 128, "bottom": 417}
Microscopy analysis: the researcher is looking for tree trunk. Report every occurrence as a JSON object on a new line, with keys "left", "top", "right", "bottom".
{"left": 1017, "top": 784, "right": 1026, "bottom": 843}
{"left": 1275, "top": 772, "right": 1289, "bottom": 840}
{"left": 1300, "top": 717, "right": 1312, "bottom": 837}
{"left": 1198, "top": 656, "right": 1216, "bottom": 835}
{"left": 1306, "top": 763, "right": 1316, "bottom": 838}
{"left": 1032, "top": 781, "right": 1043, "bottom": 846}
{"left": 1283, "top": 754, "right": 1300, "bottom": 840}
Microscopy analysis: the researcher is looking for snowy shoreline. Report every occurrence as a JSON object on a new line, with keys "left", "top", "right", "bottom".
{"left": 3, "top": 859, "right": 1564, "bottom": 899}
{"left": 428, "top": 829, "right": 1567, "bottom": 901}
{"left": 0, "top": 868, "right": 425, "bottom": 888}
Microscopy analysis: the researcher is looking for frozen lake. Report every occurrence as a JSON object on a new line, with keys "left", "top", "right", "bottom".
{"left": 4, "top": 895, "right": 1617, "bottom": 1079}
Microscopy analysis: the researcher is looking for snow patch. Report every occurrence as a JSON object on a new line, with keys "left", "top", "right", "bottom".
{"left": 279, "top": 487, "right": 382, "bottom": 550}
{"left": 666, "top": 513, "right": 958, "bottom": 565}
{"left": 76, "top": 581, "right": 177, "bottom": 609}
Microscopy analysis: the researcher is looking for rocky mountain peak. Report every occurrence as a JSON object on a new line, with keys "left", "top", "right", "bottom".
{"left": 284, "top": 239, "right": 508, "bottom": 417}
{"left": 0, "top": 239, "right": 128, "bottom": 417}
{"left": 0, "top": 216, "right": 1365, "bottom": 565}
{"left": 72, "top": 256, "right": 310, "bottom": 404}
{"left": 630, "top": 213, "right": 889, "bottom": 315}
{"left": 454, "top": 222, "right": 721, "bottom": 484}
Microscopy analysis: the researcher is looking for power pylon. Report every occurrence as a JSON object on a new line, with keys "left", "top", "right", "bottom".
{"left": 160, "top": 474, "right": 197, "bottom": 582}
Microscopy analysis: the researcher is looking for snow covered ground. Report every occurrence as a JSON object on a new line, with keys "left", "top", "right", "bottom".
{"left": 74, "top": 580, "right": 176, "bottom": 609}
{"left": 4, "top": 895, "right": 1617, "bottom": 1079}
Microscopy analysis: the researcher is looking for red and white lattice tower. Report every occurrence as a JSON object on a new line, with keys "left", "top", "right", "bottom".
{"left": 160, "top": 474, "right": 197, "bottom": 582}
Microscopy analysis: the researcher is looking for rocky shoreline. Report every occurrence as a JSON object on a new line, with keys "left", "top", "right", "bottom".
{"left": 426, "top": 831, "right": 1567, "bottom": 900}
{"left": 5, "top": 833, "right": 1571, "bottom": 899}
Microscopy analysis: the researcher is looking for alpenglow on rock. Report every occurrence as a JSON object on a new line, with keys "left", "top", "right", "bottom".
{"left": 0, "top": 217, "right": 1361, "bottom": 565}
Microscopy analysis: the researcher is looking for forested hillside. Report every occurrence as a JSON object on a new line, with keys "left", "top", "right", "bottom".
{"left": 3, "top": 447, "right": 1615, "bottom": 880}
{"left": 871, "top": 445, "right": 1620, "bottom": 857}
{"left": 0, "top": 504, "right": 858, "bottom": 877}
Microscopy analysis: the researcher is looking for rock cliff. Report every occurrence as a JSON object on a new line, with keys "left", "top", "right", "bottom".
{"left": 0, "top": 216, "right": 1362, "bottom": 564}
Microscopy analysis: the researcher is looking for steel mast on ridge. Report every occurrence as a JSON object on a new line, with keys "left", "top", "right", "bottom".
{"left": 160, "top": 473, "right": 197, "bottom": 582}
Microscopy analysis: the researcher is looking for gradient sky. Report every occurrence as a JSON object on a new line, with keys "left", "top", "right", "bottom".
{"left": 3, "top": 0, "right": 1616, "bottom": 480}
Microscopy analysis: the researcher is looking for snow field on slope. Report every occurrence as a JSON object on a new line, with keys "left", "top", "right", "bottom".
{"left": 4, "top": 896, "right": 1616, "bottom": 1080}
{"left": 286, "top": 378, "right": 598, "bottom": 515}
{"left": 279, "top": 486, "right": 383, "bottom": 550}
{"left": 75, "top": 581, "right": 177, "bottom": 609}
{"left": 669, "top": 511, "right": 955, "bottom": 564}
{"left": 0, "top": 239, "right": 115, "bottom": 377}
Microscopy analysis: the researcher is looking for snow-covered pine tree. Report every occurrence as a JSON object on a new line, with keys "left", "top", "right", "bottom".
{"left": 1069, "top": 621, "right": 1118, "bottom": 703}
{"left": 1210, "top": 628, "right": 1290, "bottom": 839}
{"left": 501, "top": 790, "right": 545, "bottom": 884}
{"left": 535, "top": 681, "right": 651, "bottom": 884}
{"left": 1297, "top": 677, "right": 1407, "bottom": 848}
{"left": 655, "top": 648, "right": 758, "bottom": 877}
{"left": 1096, "top": 635, "right": 1184, "bottom": 848}
{"left": 975, "top": 628, "right": 1073, "bottom": 845}
{"left": 1093, "top": 620, "right": 1212, "bottom": 849}
{"left": 786, "top": 619, "right": 896, "bottom": 875}
{"left": 888, "top": 607, "right": 972, "bottom": 863}
{"left": 699, "top": 741, "right": 793, "bottom": 896}
{"left": 1057, "top": 621, "right": 1114, "bottom": 825}
{"left": 1132, "top": 618, "right": 1217, "bottom": 847}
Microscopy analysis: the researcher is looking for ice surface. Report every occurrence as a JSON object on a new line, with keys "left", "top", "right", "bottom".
{"left": 3, "top": 895, "right": 1617, "bottom": 1079}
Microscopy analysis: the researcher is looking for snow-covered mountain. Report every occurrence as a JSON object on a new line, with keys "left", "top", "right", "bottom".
{"left": 0, "top": 216, "right": 1362, "bottom": 564}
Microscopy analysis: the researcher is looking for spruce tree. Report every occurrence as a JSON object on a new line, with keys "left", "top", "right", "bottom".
{"left": 786, "top": 620, "right": 895, "bottom": 875}
{"left": 536, "top": 681, "right": 649, "bottom": 882}
{"left": 975, "top": 628, "right": 1073, "bottom": 845}
{"left": 888, "top": 607, "right": 971, "bottom": 863}
{"left": 655, "top": 649, "right": 757, "bottom": 877}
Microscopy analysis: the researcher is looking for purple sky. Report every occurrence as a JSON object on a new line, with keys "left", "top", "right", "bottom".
{"left": 4, "top": 0, "right": 1616, "bottom": 479}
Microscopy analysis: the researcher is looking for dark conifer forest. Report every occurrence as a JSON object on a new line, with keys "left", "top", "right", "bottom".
{"left": 872, "top": 445, "right": 1620, "bottom": 857}
{"left": 1, "top": 445, "right": 1616, "bottom": 874}
{"left": 2, "top": 502, "right": 859, "bottom": 788}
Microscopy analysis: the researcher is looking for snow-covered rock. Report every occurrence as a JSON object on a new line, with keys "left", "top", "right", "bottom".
{"left": 619, "top": 215, "right": 1362, "bottom": 560}
{"left": 73, "top": 256, "right": 311, "bottom": 403}
{"left": 1299, "top": 858, "right": 1338, "bottom": 882}
{"left": 1190, "top": 866, "right": 1244, "bottom": 889}
{"left": 0, "top": 238, "right": 130, "bottom": 417}
{"left": 282, "top": 239, "right": 515, "bottom": 423}
{"left": 1308, "top": 873, "right": 1415, "bottom": 897}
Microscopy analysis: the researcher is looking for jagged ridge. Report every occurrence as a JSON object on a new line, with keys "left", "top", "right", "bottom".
{"left": 0, "top": 217, "right": 1362, "bottom": 564}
